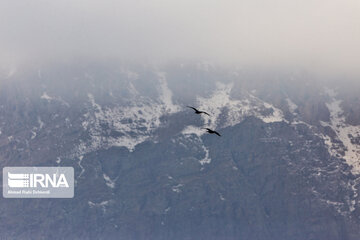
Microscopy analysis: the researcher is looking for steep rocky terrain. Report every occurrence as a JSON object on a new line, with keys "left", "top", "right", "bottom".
{"left": 0, "top": 62, "right": 359, "bottom": 239}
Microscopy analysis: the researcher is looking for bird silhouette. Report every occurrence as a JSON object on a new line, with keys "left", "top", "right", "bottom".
{"left": 187, "top": 106, "right": 210, "bottom": 116}
{"left": 203, "top": 128, "right": 221, "bottom": 137}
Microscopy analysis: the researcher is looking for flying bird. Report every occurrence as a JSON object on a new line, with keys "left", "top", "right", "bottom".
{"left": 203, "top": 128, "right": 221, "bottom": 137}
{"left": 187, "top": 106, "right": 210, "bottom": 116}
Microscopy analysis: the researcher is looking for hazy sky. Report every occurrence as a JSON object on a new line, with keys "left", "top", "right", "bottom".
{"left": 1, "top": 0, "right": 359, "bottom": 75}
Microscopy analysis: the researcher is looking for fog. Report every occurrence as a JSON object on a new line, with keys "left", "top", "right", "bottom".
{"left": 1, "top": 0, "right": 359, "bottom": 77}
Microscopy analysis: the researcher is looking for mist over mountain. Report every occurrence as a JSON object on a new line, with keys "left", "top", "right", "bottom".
{"left": 1, "top": 0, "right": 360, "bottom": 238}
{"left": 0, "top": 62, "right": 359, "bottom": 239}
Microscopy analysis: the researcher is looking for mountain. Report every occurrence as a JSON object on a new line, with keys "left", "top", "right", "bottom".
{"left": 0, "top": 62, "right": 359, "bottom": 239}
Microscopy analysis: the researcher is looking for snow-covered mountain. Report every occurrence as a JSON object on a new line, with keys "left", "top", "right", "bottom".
{"left": 0, "top": 62, "right": 359, "bottom": 239}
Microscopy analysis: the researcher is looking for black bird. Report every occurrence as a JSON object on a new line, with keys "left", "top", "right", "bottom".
{"left": 203, "top": 128, "right": 221, "bottom": 137}
{"left": 187, "top": 106, "right": 210, "bottom": 116}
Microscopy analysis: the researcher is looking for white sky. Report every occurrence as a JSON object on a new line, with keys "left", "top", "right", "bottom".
{"left": 1, "top": 0, "right": 359, "bottom": 76}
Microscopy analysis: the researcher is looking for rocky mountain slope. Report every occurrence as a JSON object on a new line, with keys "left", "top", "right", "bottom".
{"left": 0, "top": 62, "right": 359, "bottom": 239}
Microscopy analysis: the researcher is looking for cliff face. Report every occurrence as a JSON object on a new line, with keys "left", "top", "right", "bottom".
{"left": 0, "top": 63, "right": 359, "bottom": 239}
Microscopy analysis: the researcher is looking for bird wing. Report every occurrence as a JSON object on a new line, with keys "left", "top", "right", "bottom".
{"left": 214, "top": 131, "right": 221, "bottom": 136}
{"left": 187, "top": 106, "right": 197, "bottom": 111}
{"left": 201, "top": 111, "right": 210, "bottom": 116}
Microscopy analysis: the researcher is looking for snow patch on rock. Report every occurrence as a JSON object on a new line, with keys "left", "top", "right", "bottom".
{"left": 180, "top": 131, "right": 212, "bottom": 165}
{"left": 88, "top": 200, "right": 112, "bottom": 213}
{"left": 41, "top": 92, "right": 54, "bottom": 101}
{"left": 196, "top": 82, "right": 286, "bottom": 129}
{"left": 260, "top": 101, "right": 286, "bottom": 123}
{"left": 40, "top": 92, "right": 70, "bottom": 107}
{"left": 103, "top": 174, "right": 116, "bottom": 189}
{"left": 286, "top": 98, "right": 298, "bottom": 115}
{"left": 73, "top": 73, "right": 180, "bottom": 156}
{"left": 322, "top": 89, "right": 360, "bottom": 175}
{"left": 172, "top": 184, "right": 184, "bottom": 193}
{"left": 199, "top": 145, "right": 211, "bottom": 165}
{"left": 181, "top": 125, "right": 205, "bottom": 137}
{"left": 157, "top": 72, "right": 180, "bottom": 114}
